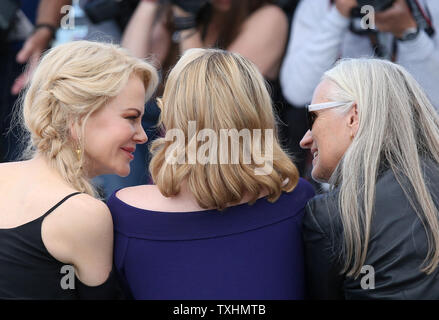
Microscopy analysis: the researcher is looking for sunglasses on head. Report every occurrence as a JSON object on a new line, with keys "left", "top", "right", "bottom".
{"left": 306, "top": 101, "right": 354, "bottom": 130}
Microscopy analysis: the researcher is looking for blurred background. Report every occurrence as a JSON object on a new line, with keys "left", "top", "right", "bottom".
{"left": 1, "top": 0, "right": 437, "bottom": 198}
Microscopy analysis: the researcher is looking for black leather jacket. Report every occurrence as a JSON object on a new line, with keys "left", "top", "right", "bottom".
{"left": 302, "top": 164, "right": 439, "bottom": 299}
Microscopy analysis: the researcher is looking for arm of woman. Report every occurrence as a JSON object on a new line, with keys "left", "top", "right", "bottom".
{"left": 394, "top": 0, "right": 439, "bottom": 109}
{"left": 175, "top": 5, "right": 288, "bottom": 79}
{"left": 227, "top": 5, "right": 288, "bottom": 79}
{"left": 171, "top": 5, "right": 204, "bottom": 53}
{"left": 280, "top": 0, "right": 351, "bottom": 106}
{"left": 42, "top": 195, "right": 120, "bottom": 298}
{"left": 122, "top": 1, "right": 158, "bottom": 57}
{"left": 66, "top": 199, "right": 114, "bottom": 287}
{"left": 122, "top": 0, "right": 171, "bottom": 66}
{"left": 12, "top": 0, "right": 72, "bottom": 95}
{"left": 302, "top": 197, "right": 345, "bottom": 300}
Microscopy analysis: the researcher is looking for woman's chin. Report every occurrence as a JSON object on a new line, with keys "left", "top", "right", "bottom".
{"left": 311, "top": 167, "right": 329, "bottom": 184}
{"left": 111, "top": 164, "right": 131, "bottom": 177}
{"left": 117, "top": 168, "right": 130, "bottom": 177}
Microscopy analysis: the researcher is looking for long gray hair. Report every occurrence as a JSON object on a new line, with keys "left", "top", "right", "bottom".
{"left": 324, "top": 58, "right": 439, "bottom": 277}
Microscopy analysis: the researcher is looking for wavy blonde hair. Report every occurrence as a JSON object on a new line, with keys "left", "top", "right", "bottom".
{"left": 323, "top": 58, "right": 439, "bottom": 277}
{"left": 20, "top": 40, "right": 158, "bottom": 197}
{"left": 149, "top": 48, "right": 298, "bottom": 210}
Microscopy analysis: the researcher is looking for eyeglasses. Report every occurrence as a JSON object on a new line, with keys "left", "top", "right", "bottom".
{"left": 306, "top": 101, "right": 354, "bottom": 130}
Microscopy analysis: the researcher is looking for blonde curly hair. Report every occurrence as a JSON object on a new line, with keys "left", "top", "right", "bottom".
{"left": 150, "top": 48, "right": 298, "bottom": 210}
{"left": 20, "top": 40, "right": 158, "bottom": 197}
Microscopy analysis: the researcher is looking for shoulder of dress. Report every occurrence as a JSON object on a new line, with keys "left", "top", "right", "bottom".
{"left": 304, "top": 189, "right": 341, "bottom": 234}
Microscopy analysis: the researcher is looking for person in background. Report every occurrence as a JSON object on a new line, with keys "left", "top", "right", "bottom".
{"left": 123, "top": 0, "right": 288, "bottom": 79}
{"left": 301, "top": 58, "right": 439, "bottom": 299}
{"left": 0, "top": 40, "right": 158, "bottom": 299}
{"left": 97, "top": 0, "right": 308, "bottom": 199}
{"left": 1, "top": 0, "right": 72, "bottom": 162}
{"left": 280, "top": 0, "right": 439, "bottom": 110}
{"left": 107, "top": 48, "right": 315, "bottom": 300}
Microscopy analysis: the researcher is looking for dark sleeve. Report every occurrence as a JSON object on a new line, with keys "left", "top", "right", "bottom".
{"left": 75, "top": 266, "right": 130, "bottom": 300}
{"left": 302, "top": 199, "right": 345, "bottom": 300}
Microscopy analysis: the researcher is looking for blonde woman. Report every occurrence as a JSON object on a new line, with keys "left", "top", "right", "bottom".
{"left": 107, "top": 48, "right": 315, "bottom": 300}
{"left": 0, "top": 40, "right": 158, "bottom": 299}
{"left": 300, "top": 58, "right": 439, "bottom": 299}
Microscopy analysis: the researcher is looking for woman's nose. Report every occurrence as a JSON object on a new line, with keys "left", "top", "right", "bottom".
{"left": 299, "top": 130, "right": 313, "bottom": 149}
{"left": 134, "top": 126, "right": 148, "bottom": 144}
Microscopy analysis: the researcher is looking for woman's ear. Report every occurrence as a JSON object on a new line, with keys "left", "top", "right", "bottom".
{"left": 348, "top": 103, "right": 359, "bottom": 138}
{"left": 69, "top": 119, "right": 81, "bottom": 142}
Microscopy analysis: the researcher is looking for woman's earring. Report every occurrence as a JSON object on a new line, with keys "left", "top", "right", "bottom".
{"left": 75, "top": 147, "right": 81, "bottom": 161}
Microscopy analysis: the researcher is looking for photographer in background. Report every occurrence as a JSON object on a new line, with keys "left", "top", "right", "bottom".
{"left": 1, "top": 0, "right": 71, "bottom": 162}
{"left": 280, "top": 0, "right": 439, "bottom": 110}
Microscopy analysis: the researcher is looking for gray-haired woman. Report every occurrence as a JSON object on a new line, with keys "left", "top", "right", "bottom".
{"left": 300, "top": 58, "right": 439, "bottom": 299}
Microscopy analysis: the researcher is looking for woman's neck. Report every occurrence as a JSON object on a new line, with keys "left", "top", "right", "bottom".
{"left": 175, "top": 179, "right": 269, "bottom": 211}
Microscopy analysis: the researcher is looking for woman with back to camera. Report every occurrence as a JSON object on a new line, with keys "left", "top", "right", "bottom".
{"left": 102, "top": 0, "right": 305, "bottom": 196}
{"left": 107, "top": 48, "right": 315, "bottom": 300}
{"left": 0, "top": 40, "right": 158, "bottom": 299}
{"left": 300, "top": 58, "right": 439, "bottom": 299}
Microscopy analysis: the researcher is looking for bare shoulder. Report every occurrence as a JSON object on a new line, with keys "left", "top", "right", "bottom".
{"left": 245, "top": 4, "right": 288, "bottom": 28}
{"left": 115, "top": 184, "right": 208, "bottom": 212}
{"left": 42, "top": 193, "right": 114, "bottom": 286}
{"left": 257, "top": 4, "right": 288, "bottom": 17}
{"left": 0, "top": 162, "right": 11, "bottom": 182}
{"left": 116, "top": 184, "right": 161, "bottom": 207}
{"left": 0, "top": 161, "right": 28, "bottom": 193}
{"left": 0, "top": 161, "right": 19, "bottom": 168}
{"left": 42, "top": 193, "right": 113, "bottom": 264}
{"left": 57, "top": 193, "right": 112, "bottom": 227}
{"left": 0, "top": 161, "right": 21, "bottom": 176}
{"left": 236, "top": 4, "right": 289, "bottom": 48}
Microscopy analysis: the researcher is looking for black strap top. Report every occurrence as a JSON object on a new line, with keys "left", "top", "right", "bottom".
{"left": 0, "top": 192, "right": 123, "bottom": 300}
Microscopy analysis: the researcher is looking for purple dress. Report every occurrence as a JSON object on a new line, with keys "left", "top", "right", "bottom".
{"left": 107, "top": 178, "right": 314, "bottom": 300}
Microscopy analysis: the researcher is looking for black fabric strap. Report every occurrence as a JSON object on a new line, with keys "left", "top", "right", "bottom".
{"left": 42, "top": 192, "right": 82, "bottom": 218}
{"left": 173, "top": 15, "right": 197, "bottom": 31}
{"left": 33, "top": 23, "right": 57, "bottom": 40}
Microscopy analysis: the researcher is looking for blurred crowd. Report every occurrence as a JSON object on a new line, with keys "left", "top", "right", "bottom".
{"left": 1, "top": 0, "right": 438, "bottom": 198}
